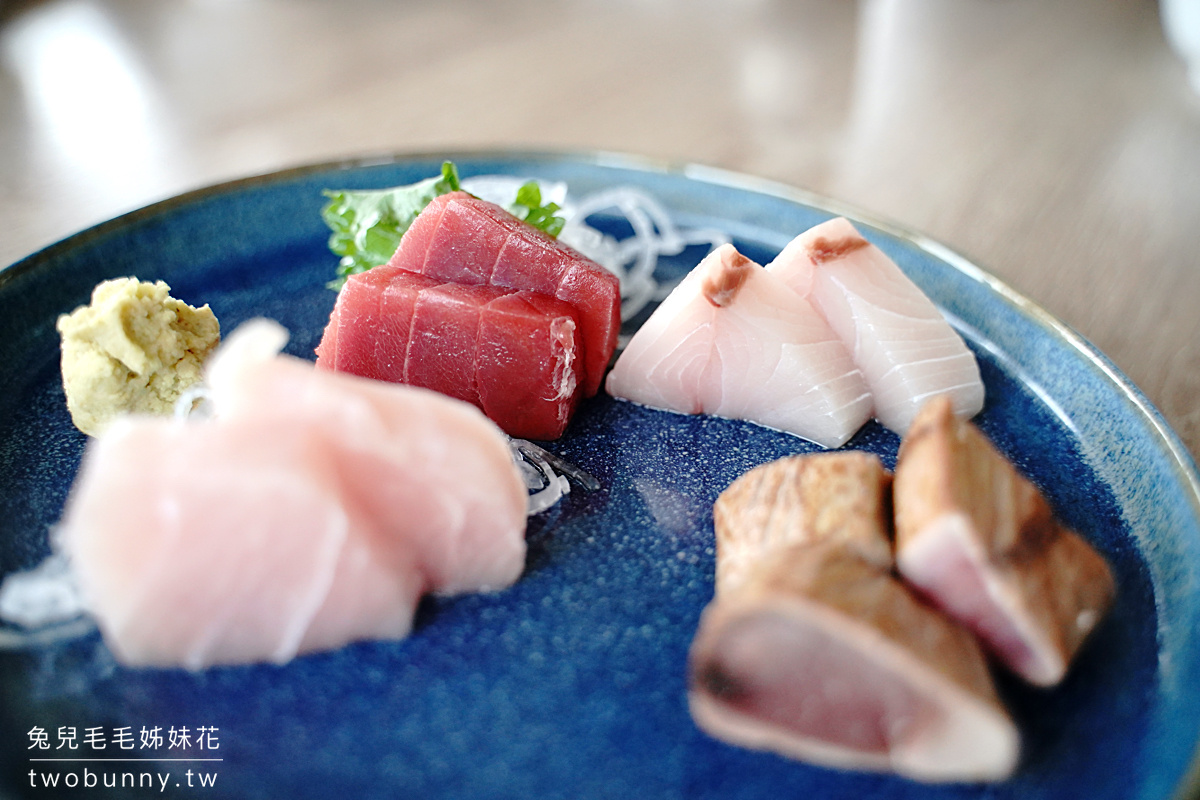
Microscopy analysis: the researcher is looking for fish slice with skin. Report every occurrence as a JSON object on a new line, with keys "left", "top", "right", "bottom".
{"left": 893, "top": 396, "right": 1116, "bottom": 687}
{"left": 689, "top": 451, "right": 1019, "bottom": 782}
{"left": 767, "top": 217, "right": 984, "bottom": 434}
{"left": 606, "top": 244, "right": 872, "bottom": 448}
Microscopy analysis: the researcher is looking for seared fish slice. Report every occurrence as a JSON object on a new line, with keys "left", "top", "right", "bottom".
{"left": 712, "top": 451, "right": 894, "bottom": 593}
{"left": 893, "top": 396, "right": 1115, "bottom": 686}
{"left": 690, "top": 452, "right": 1018, "bottom": 782}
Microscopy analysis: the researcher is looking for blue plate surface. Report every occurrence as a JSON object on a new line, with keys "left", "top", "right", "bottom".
{"left": 1, "top": 152, "right": 1198, "bottom": 800}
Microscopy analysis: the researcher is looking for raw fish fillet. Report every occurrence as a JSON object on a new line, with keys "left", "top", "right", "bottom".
{"left": 767, "top": 217, "right": 984, "bottom": 434}
{"left": 386, "top": 191, "right": 620, "bottom": 398}
{"left": 57, "top": 320, "right": 528, "bottom": 668}
{"left": 59, "top": 415, "right": 423, "bottom": 669}
{"left": 321, "top": 265, "right": 400, "bottom": 378}
{"left": 690, "top": 452, "right": 1018, "bottom": 782}
{"left": 317, "top": 266, "right": 583, "bottom": 440}
{"left": 893, "top": 396, "right": 1115, "bottom": 686}
{"left": 214, "top": 321, "right": 530, "bottom": 594}
{"left": 606, "top": 244, "right": 872, "bottom": 448}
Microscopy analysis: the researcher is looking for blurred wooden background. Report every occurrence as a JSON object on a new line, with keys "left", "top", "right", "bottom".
{"left": 1, "top": 0, "right": 1198, "bottom": 460}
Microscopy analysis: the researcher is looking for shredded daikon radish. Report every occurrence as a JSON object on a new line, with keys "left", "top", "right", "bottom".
{"left": 510, "top": 440, "right": 571, "bottom": 515}
{"left": 512, "top": 438, "right": 600, "bottom": 491}
{"left": 0, "top": 552, "right": 94, "bottom": 649}
{"left": 528, "top": 470, "right": 569, "bottom": 516}
{"left": 562, "top": 187, "right": 727, "bottom": 321}
{"left": 462, "top": 176, "right": 729, "bottom": 323}
{"left": 507, "top": 438, "right": 600, "bottom": 515}
{"left": 174, "top": 383, "right": 214, "bottom": 421}
{"left": 0, "top": 618, "right": 95, "bottom": 650}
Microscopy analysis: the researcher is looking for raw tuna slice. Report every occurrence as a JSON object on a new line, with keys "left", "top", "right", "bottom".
{"left": 606, "top": 244, "right": 872, "bottom": 448}
{"left": 405, "top": 281, "right": 512, "bottom": 406}
{"left": 767, "top": 217, "right": 984, "bottom": 434}
{"left": 893, "top": 396, "right": 1115, "bottom": 686}
{"left": 386, "top": 191, "right": 620, "bottom": 397}
{"left": 690, "top": 452, "right": 1018, "bottom": 782}
{"left": 323, "top": 265, "right": 398, "bottom": 377}
{"left": 56, "top": 320, "right": 528, "bottom": 668}
{"left": 376, "top": 269, "right": 437, "bottom": 382}
{"left": 316, "top": 267, "right": 584, "bottom": 440}
{"left": 315, "top": 265, "right": 436, "bottom": 379}
{"left": 476, "top": 292, "right": 584, "bottom": 442}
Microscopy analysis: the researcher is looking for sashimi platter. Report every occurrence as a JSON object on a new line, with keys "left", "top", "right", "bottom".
{"left": 1, "top": 152, "right": 1199, "bottom": 800}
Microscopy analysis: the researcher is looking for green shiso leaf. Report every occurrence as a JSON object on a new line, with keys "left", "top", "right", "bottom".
{"left": 320, "top": 161, "right": 566, "bottom": 290}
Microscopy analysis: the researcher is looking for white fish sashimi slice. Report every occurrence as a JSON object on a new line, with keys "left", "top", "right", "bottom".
{"left": 206, "top": 321, "right": 529, "bottom": 596}
{"left": 606, "top": 245, "right": 872, "bottom": 448}
{"left": 57, "top": 416, "right": 424, "bottom": 669}
{"left": 767, "top": 218, "right": 984, "bottom": 434}
{"left": 297, "top": 515, "right": 426, "bottom": 655}
{"left": 603, "top": 265, "right": 713, "bottom": 414}
{"left": 323, "top": 380, "right": 528, "bottom": 595}
{"left": 55, "top": 319, "right": 528, "bottom": 669}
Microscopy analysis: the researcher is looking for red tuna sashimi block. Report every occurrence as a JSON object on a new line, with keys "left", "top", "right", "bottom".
{"left": 387, "top": 191, "right": 619, "bottom": 397}
{"left": 315, "top": 265, "right": 414, "bottom": 376}
{"left": 476, "top": 292, "right": 584, "bottom": 440}
{"left": 318, "top": 265, "right": 584, "bottom": 440}
{"left": 406, "top": 281, "right": 511, "bottom": 405}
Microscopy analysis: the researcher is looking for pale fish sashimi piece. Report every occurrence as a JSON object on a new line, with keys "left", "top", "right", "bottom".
{"left": 767, "top": 217, "right": 984, "bottom": 434}
{"left": 56, "top": 320, "right": 529, "bottom": 669}
{"left": 207, "top": 319, "right": 529, "bottom": 595}
{"left": 606, "top": 244, "right": 872, "bottom": 448}
{"left": 56, "top": 414, "right": 425, "bottom": 669}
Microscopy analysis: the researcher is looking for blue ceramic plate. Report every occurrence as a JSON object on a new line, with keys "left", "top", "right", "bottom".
{"left": 1, "top": 152, "right": 1198, "bottom": 800}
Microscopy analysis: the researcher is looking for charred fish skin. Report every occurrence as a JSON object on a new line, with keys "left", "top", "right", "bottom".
{"left": 893, "top": 396, "right": 1116, "bottom": 687}
{"left": 712, "top": 451, "right": 893, "bottom": 595}
{"left": 690, "top": 452, "right": 1019, "bottom": 783}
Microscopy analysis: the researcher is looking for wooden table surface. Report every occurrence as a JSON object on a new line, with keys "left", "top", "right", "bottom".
{"left": 1, "top": 0, "right": 1198, "bottom": 461}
